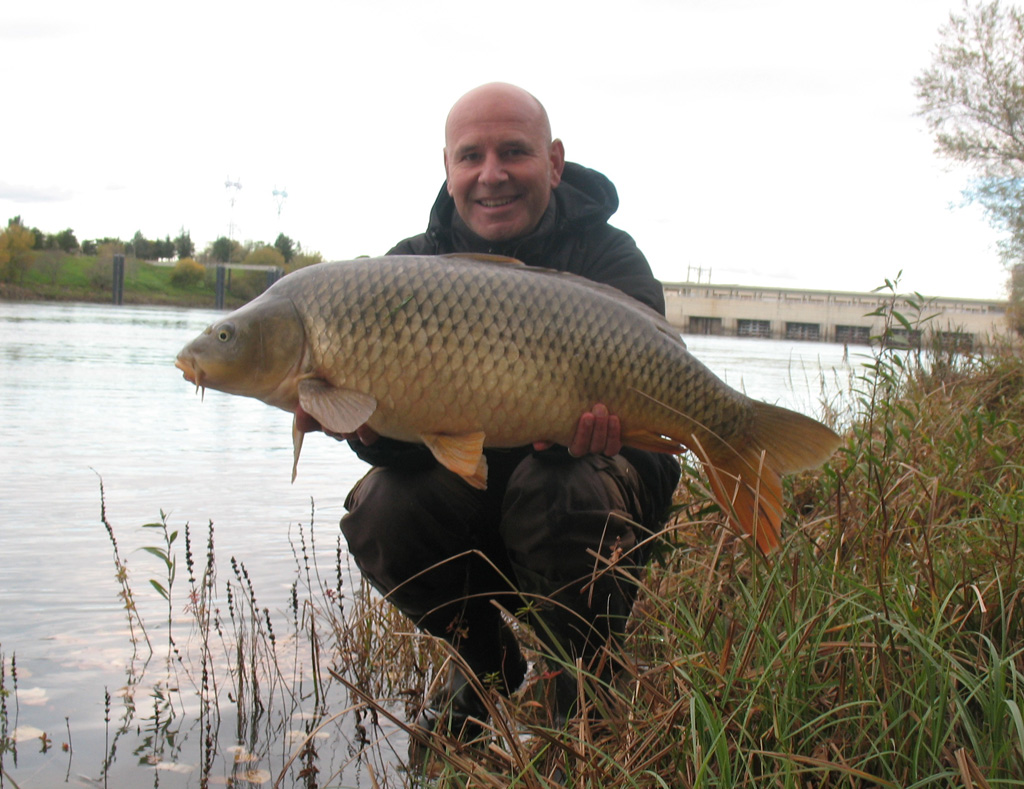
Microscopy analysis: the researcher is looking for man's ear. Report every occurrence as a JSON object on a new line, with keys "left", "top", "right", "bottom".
{"left": 548, "top": 139, "right": 566, "bottom": 188}
{"left": 443, "top": 147, "right": 453, "bottom": 194}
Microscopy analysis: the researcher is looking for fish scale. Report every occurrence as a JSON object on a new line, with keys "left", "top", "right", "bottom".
{"left": 176, "top": 254, "right": 841, "bottom": 553}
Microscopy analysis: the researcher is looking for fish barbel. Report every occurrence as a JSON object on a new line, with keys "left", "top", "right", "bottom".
{"left": 175, "top": 254, "right": 840, "bottom": 553}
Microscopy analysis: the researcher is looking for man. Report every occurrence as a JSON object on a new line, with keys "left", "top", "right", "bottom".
{"left": 334, "top": 83, "right": 680, "bottom": 744}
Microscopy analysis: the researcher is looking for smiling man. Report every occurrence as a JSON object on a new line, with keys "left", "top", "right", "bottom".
{"left": 334, "top": 82, "right": 680, "bottom": 760}
{"left": 442, "top": 83, "right": 565, "bottom": 242}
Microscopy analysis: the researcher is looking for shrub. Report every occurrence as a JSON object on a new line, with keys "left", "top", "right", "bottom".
{"left": 171, "top": 257, "right": 206, "bottom": 288}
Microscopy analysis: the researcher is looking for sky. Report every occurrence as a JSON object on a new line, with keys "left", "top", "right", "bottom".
{"left": 0, "top": 0, "right": 1010, "bottom": 300}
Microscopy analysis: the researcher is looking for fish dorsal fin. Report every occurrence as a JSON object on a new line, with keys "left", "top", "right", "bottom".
{"left": 297, "top": 379, "right": 378, "bottom": 434}
{"left": 443, "top": 253, "right": 524, "bottom": 266}
{"left": 421, "top": 432, "right": 489, "bottom": 489}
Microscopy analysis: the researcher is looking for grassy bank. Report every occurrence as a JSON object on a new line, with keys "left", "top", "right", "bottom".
{"left": 397, "top": 332, "right": 1024, "bottom": 786}
{"left": 2, "top": 304, "right": 1023, "bottom": 787}
{"left": 0, "top": 253, "right": 266, "bottom": 309}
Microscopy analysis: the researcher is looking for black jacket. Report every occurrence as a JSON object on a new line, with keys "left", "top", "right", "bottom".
{"left": 388, "top": 162, "right": 666, "bottom": 314}
{"left": 350, "top": 162, "right": 680, "bottom": 515}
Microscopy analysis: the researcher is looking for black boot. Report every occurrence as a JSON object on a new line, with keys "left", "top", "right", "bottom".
{"left": 408, "top": 616, "right": 526, "bottom": 767}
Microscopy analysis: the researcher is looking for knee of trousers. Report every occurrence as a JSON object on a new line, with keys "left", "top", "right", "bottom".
{"left": 341, "top": 466, "right": 492, "bottom": 611}
{"left": 500, "top": 453, "right": 649, "bottom": 585}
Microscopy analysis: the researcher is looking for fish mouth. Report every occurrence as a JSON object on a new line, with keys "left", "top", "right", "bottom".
{"left": 175, "top": 355, "right": 205, "bottom": 397}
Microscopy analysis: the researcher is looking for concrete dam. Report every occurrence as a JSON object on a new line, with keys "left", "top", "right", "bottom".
{"left": 662, "top": 282, "right": 1009, "bottom": 348}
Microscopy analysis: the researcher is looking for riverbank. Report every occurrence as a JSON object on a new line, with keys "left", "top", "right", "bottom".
{"left": 0, "top": 253, "right": 258, "bottom": 309}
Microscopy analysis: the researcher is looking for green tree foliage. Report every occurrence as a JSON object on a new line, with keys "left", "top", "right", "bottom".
{"left": 244, "top": 245, "right": 285, "bottom": 268}
{"left": 209, "top": 236, "right": 241, "bottom": 263}
{"left": 174, "top": 230, "right": 194, "bottom": 260}
{"left": 273, "top": 233, "right": 295, "bottom": 263}
{"left": 131, "top": 230, "right": 153, "bottom": 260}
{"left": 54, "top": 228, "right": 78, "bottom": 254}
{"left": 289, "top": 250, "right": 323, "bottom": 271}
{"left": 916, "top": 0, "right": 1024, "bottom": 327}
{"left": 0, "top": 217, "right": 35, "bottom": 283}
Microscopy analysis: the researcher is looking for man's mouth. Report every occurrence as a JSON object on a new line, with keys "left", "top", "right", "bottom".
{"left": 477, "top": 196, "right": 518, "bottom": 208}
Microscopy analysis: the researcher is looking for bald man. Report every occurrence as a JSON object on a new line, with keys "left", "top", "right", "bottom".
{"left": 336, "top": 83, "right": 680, "bottom": 755}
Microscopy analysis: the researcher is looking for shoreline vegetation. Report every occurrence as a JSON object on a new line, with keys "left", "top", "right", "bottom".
{"left": 3, "top": 269, "right": 1024, "bottom": 786}
{"left": 0, "top": 252, "right": 284, "bottom": 310}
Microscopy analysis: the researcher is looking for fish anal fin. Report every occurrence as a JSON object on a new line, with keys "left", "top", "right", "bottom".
{"left": 704, "top": 450, "right": 784, "bottom": 554}
{"left": 297, "top": 379, "right": 377, "bottom": 435}
{"left": 622, "top": 428, "right": 685, "bottom": 454}
{"left": 698, "top": 402, "right": 840, "bottom": 554}
{"left": 421, "top": 432, "right": 488, "bottom": 489}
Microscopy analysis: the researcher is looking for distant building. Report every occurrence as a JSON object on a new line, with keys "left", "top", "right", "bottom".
{"left": 662, "top": 282, "right": 1009, "bottom": 349}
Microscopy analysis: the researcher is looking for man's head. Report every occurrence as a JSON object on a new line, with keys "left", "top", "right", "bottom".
{"left": 443, "top": 83, "right": 566, "bottom": 242}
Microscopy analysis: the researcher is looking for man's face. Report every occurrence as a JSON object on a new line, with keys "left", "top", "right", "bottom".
{"left": 444, "top": 90, "right": 565, "bottom": 242}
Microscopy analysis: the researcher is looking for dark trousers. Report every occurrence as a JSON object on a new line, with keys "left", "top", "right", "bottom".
{"left": 341, "top": 450, "right": 660, "bottom": 688}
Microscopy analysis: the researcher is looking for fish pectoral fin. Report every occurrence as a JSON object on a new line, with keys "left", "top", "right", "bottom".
{"left": 297, "top": 379, "right": 377, "bottom": 434}
{"left": 621, "top": 428, "right": 686, "bottom": 454}
{"left": 421, "top": 432, "right": 488, "bottom": 489}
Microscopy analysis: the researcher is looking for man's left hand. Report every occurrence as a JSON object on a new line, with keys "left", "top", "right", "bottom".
{"left": 533, "top": 403, "right": 622, "bottom": 457}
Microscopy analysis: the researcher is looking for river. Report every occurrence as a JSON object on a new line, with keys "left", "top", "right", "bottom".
{"left": 0, "top": 299, "right": 859, "bottom": 787}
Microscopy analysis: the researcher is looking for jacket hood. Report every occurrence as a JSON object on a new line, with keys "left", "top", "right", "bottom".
{"left": 424, "top": 162, "right": 620, "bottom": 246}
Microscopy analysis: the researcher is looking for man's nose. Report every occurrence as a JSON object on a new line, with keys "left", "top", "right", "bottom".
{"left": 478, "top": 153, "right": 508, "bottom": 185}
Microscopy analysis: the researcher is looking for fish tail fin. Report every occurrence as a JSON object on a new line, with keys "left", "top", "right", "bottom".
{"left": 701, "top": 401, "right": 841, "bottom": 554}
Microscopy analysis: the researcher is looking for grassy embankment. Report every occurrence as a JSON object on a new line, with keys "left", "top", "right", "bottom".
{"left": 2, "top": 284, "right": 1023, "bottom": 787}
{"left": 0, "top": 253, "right": 267, "bottom": 309}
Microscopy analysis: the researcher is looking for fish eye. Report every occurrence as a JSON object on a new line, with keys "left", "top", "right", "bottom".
{"left": 216, "top": 323, "right": 235, "bottom": 342}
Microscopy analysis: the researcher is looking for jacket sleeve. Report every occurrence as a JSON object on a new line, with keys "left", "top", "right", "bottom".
{"left": 346, "top": 434, "right": 436, "bottom": 470}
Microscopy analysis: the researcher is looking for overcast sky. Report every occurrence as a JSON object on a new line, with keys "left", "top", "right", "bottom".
{"left": 0, "top": 0, "right": 1008, "bottom": 300}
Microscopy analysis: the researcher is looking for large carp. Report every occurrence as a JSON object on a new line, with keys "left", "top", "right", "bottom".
{"left": 176, "top": 254, "right": 840, "bottom": 553}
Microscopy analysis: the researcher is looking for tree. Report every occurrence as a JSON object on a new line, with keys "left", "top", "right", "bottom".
{"left": 174, "top": 229, "right": 194, "bottom": 260}
{"left": 916, "top": 1, "right": 1024, "bottom": 267}
{"left": 1008, "top": 263, "right": 1024, "bottom": 333}
{"left": 209, "top": 236, "right": 240, "bottom": 263}
{"left": 54, "top": 228, "right": 78, "bottom": 254}
{"left": 289, "top": 250, "right": 323, "bottom": 270}
{"left": 0, "top": 217, "right": 36, "bottom": 283}
{"left": 273, "top": 233, "right": 296, "bottom": 263}
{"left": 130, "top": 230, "right": 154, "bottom": 260}
{"left": 244, "top": 245, "right": 285, "bottom": 268}
{"left": 154, "top": 235, "right": 175, "bottom": 260}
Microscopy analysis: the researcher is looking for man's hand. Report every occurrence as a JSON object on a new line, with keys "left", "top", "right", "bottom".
{"left": 533, "top": 403, "right": 622, "bottom": 457}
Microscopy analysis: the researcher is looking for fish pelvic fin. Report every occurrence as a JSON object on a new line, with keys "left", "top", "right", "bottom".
{"left": 421, "top": 432, "right": 488, "bottom": 489}
{"left": 291, "top": 417, "right": 305, "bottom": 483}
{"left": 701, "top": 401, "right": 841, "bottom": 554}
